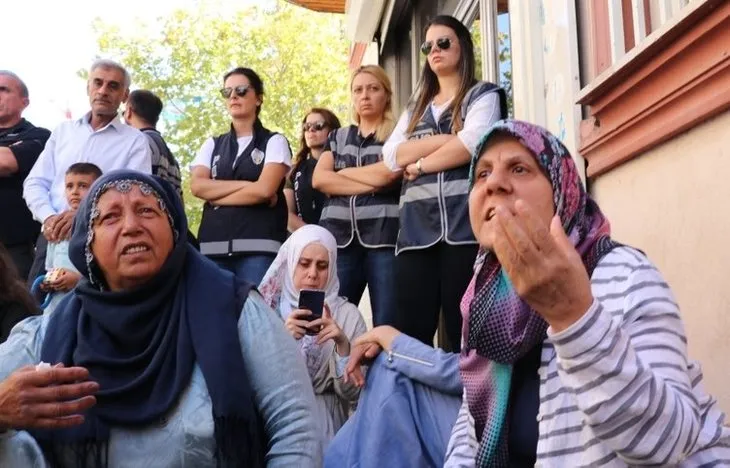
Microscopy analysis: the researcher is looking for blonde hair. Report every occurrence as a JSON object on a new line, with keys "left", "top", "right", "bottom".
{"left": 350, "top": 65, "right": 396, "bottom": 143}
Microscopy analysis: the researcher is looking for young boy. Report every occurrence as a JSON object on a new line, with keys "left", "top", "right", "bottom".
{"left": 43, "top": 163, "right": 102, "bottom": 295}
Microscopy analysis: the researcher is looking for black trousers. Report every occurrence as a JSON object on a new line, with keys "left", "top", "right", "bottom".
{"left": 5, "top": 241, "right": 35, "bottom": 281}
{"left": 392, "top": 242, "right": 479, "bottom": 352}
{"left": 26, "top": 233, "right": 48, "bottom": 286}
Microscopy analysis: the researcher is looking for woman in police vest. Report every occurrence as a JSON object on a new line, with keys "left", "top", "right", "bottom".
{"left": 190, "top": 67, "right": 292, "bottom": 285}
{"left": 285, "top": 108, "right": 341, "bottom": 232}
{"left": 312, "top": 65, "right": 401, "bottom": 327}
{"left": 381, "top": 15, "right": 507, "bottom": 350}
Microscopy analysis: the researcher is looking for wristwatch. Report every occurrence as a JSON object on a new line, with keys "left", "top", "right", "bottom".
{"left": 416, "top": 157, "right": 425, "bottom": 176}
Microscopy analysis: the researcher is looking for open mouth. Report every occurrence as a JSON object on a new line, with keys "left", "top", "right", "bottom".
{"left": 121, "top": 243, "right": 151, "bottom": 255}
{"left": 486, "top": 207, "right": 496, "bottom": 221}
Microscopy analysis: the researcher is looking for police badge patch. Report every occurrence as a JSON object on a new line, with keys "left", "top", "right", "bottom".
{"left": 251, "top": 148, "right": 265, "bottom": 165}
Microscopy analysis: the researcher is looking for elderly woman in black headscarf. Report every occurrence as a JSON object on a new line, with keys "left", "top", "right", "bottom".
{"left": 0, "top": 170, "right": 321, "bottom": 467}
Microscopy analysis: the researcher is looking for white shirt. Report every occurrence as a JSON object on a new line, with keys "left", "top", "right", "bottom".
{"left": 189, "top": 134, "right": 292, "bottom": 171}
{"left": 382, "top": 92, "right": 501, "bottom": 171}
{"left": 22, "top": 113, "right": 152, "bottom": 223}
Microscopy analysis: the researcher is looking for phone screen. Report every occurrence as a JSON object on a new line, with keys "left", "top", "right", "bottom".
{"left": 298, "top": 289, "right": 325, "bottom": 321}
{"left": 299, "top": 289, "right": 325, "bottom": 336}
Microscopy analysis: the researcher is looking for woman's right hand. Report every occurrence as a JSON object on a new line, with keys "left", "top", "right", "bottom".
{"left": 285, "top": 309, "right": 312, "bottom": 340}
{"left": 0, "top": 364, "right": 98, "bottom": 430}
{"left": 344, "top": 326, "right": 402, "bottom": 386}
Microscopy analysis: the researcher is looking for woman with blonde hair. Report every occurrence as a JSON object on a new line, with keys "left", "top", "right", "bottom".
{"left": 313, "top": 65, "right": 401, "bottom": 327}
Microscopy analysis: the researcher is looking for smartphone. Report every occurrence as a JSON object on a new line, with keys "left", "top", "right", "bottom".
{"left": 298, "top": 289, "right": 325, "bottom": 336}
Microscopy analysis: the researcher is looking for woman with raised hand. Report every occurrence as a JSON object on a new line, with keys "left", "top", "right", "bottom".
{"left": 313, "top": 65, "right": 401, "bottom": 327}
{"left": 382, "top": 15, "right": 507, "bottom": 350}
{"left": 326, "top": 120, "right": 730, "bottom": 467}
{"left": 259, "top": 224, "right": 367, "bottom": 443}
{"left": 0, "top": 170, "right": 321, "bottom": 467}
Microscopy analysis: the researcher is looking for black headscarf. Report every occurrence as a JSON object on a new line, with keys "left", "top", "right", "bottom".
{"left": 34, "top": 170, "right": 265, "bottom": 467}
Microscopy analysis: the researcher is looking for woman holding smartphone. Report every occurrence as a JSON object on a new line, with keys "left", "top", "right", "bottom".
{"left": 259, "top": 224, "right": 367, "bottom": 443}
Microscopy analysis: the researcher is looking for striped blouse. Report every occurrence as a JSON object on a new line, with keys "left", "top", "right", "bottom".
{"left": 445, "top": 246, "right": 730, "bottom": 467}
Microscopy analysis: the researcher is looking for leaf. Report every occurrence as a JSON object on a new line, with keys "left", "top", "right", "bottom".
{"left": 91, "top": 3, "right": 351, "bottom": 233}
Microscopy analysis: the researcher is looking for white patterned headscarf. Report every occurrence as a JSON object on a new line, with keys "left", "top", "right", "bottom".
{"left": 259, "top": 225, "right": 348, "bottom": 378}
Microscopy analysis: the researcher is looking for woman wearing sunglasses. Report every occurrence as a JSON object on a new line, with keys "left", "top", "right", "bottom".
{"left": 285, "top": 108, "right": 342, "bottom": 232}
{"left": 312, "top": 65, "right": 402, "bottom": 328}
{"left": 190, "top": 67, "right": 292, "bottom": 284}
{"left": 381, "top": 15, "right": 508, "bottom": 351}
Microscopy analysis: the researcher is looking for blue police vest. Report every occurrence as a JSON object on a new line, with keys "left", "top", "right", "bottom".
{"left": 396, "top": 81, "right": 507, "bottom": 254}
{"left": 319, "top": 125, "right": 400, "bottom": 248}
{"left": 198, "top": 120, "right": 290, "bottom": 257}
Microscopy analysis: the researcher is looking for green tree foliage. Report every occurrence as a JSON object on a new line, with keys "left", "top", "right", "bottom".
{"left": 90, "top": 1, "right": 351, "bottom": 232}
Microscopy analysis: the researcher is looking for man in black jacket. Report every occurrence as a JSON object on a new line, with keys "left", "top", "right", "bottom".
{"left": 0, "top": 71, "right": 50, "bottom": 280}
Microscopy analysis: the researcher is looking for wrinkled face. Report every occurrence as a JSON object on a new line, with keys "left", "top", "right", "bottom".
{"left": 0, "top": 75, "right": 28, "bottom": 125}
{"left": 292, "top": 243, "right": 330, "bottom": 292}
{"left": 91, "top": 185, "right": 174, "bottom": 291}
{"left": 351, "top": 72, "right": 388, "bottom": 121}
{"left": 425, "top": 25, "right": 461, "bottom": 75}
{"left": 468, "top": 136, "right": 555, "bottom": 250}
{"left": 64, "top": 173, "right": 97, "bottom": 210}
{"left": 303, "top": 113, "right": 330, "bottom": 150}
{"left": 223, "top": 73, "right": 261, "bottom": 120}
{"left": 87, "top": 66, "right": 128, "bottom": 117}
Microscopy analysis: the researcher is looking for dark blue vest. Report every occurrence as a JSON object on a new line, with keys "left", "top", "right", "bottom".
{"left": 198, "top": 120, "right": 289, "bottom": 257}
{"left": 319, "top": 125, "right": 400, "bottom": 248}
{"left": 396, "top": 81, "right": 507, "bottom": 254}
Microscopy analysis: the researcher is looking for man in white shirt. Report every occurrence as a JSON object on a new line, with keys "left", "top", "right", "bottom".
{"left": 23, "top": 59, "right": 152, "bottom": 282}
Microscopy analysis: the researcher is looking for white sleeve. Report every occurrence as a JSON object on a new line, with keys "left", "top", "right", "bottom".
{"left": 189, "top": 137, "right": 215, "bottom": 171}
{"left": 23, "top": 129, "right": 58, "bottom": 223}
{"left": 443, "top": 389, "right": 478, "bottom": 467}
{"left": 456, "top": 92, "right": 501, "bottom": 155}
{"left": 127, "top": 133, "right": 153, "bottom": 174}
{"left": 381, "top": 111, "right": 409, "bottom": 172}
{"left": 263, "top": 134, "right": 292, "bottom": 167}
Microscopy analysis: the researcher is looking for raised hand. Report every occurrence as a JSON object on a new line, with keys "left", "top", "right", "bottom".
{"left": 491, "top": 200, "right": 594, "bottom": 332}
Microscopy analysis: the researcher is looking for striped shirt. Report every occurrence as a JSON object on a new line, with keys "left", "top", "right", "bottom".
{"left": 445, "top": 246, "right": 730, "bottom": 467}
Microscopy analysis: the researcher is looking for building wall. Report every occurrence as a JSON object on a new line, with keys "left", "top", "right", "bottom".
{"left": 592, "top": 109, "right": 730, "bottom": 413}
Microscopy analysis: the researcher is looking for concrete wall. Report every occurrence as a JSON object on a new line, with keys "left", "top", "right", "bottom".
{"left": 592, "top": 110, "right": 730, "bottom": 413}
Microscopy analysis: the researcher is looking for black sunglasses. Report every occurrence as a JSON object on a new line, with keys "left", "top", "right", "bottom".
{"left": 303, "top": 121, "right": 328, "bottom": 132}
{"left": 220, "top": 85, "right": 251, "bottom": 99}
{"left": 420, "top": 37, "right": 452, "bottom": 56}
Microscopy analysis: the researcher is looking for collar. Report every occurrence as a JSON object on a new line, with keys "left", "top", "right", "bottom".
{"left": 76, "top": 112, "right": 123, "bottom": 132}
{"left": 0, "top": 118, "right": 31, "bottom": 137}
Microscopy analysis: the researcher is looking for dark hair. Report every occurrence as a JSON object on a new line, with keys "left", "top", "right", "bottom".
{"left": 0, "top": 243, "right": 37, "bottom": 315}
{"left": 66, "top": 163, "right": 103, "bottom": 179}
{"left": 223, "top": 67, "right": 265, "bottom": 116}
{"left": 406, "top": 15, "right": 477, "bottom": 135}
{"left": 127, "top": 89, "right": 163, "bottom": 126}
{"left": 291, "top": 108, "right": 341, "bottom": 180}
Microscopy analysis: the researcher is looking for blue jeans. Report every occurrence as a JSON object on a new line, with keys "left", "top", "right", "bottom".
{"left": 214, "top": 254, "right": 275, "bottom": 285}
{"left": 324, "top": 351, "right": 461, "bottom": 468}
{"left": 336, "top": 242, "right": 396, "bottom": 327}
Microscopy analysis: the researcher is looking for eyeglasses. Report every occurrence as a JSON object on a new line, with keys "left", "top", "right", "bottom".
{"left": 220, "top": 85, "right": 251, "bottom": 99}
{"left": 303, "top": 121, "right": 328, "bottom": 132}
{"left": 420, "top": 37, "right": 452, "bottom": 56}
